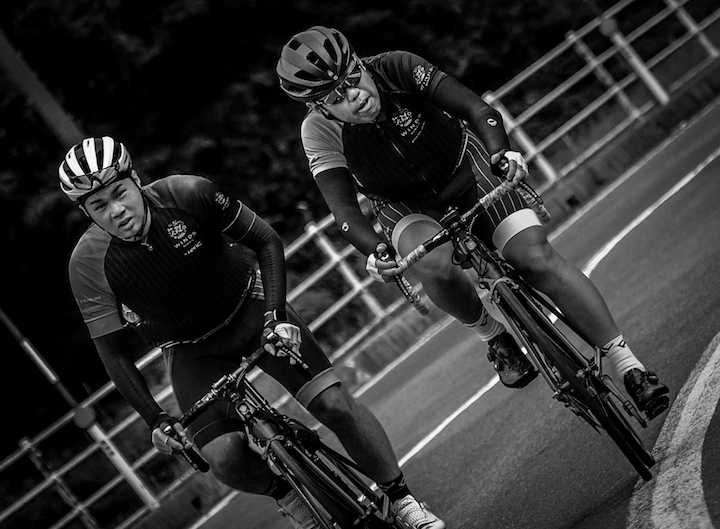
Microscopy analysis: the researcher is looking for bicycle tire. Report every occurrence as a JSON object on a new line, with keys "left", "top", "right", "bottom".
{"left": 270, "top": 439, "right": 394, "bottom": 528}
{"left": 303, "top": 446, "right": 399, "bottom": 529}
{"left": 512, "top": 284, "right": 656, "bottom": 471}
{"left": 496, "top": 282, "right": 654, "bottom": 480}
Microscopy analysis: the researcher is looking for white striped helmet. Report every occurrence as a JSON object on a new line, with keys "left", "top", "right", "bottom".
{"left": 59, "top": 137, "right": 133, "bottom": 201}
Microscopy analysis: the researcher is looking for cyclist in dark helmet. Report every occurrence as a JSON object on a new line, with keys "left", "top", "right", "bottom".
{"left": 60, "top": 136, "right": 442, "bottom": 529}
{"left": 277, "top": 26, "right": 669, "bottom": 419}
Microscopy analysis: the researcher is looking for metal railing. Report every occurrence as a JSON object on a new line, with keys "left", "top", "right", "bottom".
{"left": 1, "top": 0, "right": 718, "bottom": 527}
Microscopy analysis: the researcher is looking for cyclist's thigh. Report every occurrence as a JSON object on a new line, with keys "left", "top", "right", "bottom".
{"left": 374, "top": 201, "right": 454, "bottom": 264}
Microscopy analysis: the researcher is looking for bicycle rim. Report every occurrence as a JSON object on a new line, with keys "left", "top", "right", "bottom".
{"left": 499, "top": 283, "right": 654, "bottom": 480}
{"left": 602, "top": 393, "right": 656, "bottom": 469}
{"left": 521, "top": 292, "right": 655, "bottom": 475}
{"left": 271, "top": 440, "right": 393, "bottom": 528}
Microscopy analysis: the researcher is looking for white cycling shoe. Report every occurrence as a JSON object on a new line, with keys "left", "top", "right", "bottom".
{"left": 393, "top": 494, "right": 446, "bottom": 529}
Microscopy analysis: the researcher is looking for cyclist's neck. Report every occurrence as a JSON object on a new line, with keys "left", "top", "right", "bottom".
{"left": 118, "top": 198, "right": 152, "bottom": 243}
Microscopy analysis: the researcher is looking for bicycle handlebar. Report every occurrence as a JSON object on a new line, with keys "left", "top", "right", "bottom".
{"left": 394, "top": 179, "right": 516, "bottom": 274}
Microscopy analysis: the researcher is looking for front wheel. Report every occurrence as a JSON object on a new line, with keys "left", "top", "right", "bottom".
{"left": 269, "top": 439, "right": 396, "bottom": 528}
{"left": 497, "top": 282, "right": 654, "bottom": 480}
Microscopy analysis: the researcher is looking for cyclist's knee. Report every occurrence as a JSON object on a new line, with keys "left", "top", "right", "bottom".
{"left": 504, "top": 229, "right": 562, "bottom": 279}
{"left": 201, "top": 431, "right": 268, "bottom": 490}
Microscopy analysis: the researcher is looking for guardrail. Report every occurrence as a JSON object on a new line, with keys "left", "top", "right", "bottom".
{"left": 1, "top": 0, "right": 719, "bottom": 527}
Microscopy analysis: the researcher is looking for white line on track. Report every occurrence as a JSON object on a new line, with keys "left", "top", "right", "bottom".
{"left": 582, "top": 147, "right": 720, "bottom": 276}
{"left": 398, "top": 374, "right": 500, "bottom": 467}
{"left": 633, "top": 332, "right": 720, "bottom": 529}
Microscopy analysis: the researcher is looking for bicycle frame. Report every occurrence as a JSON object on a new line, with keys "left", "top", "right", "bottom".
{"left": 178, "top": 347, "right": 399, "bottom": 528}
{"left": 393, "top": 179, "right": 656, "bottom": 479}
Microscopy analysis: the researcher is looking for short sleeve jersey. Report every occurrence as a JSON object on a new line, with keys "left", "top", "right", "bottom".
{"left": 68, "top": 175, "right": 256, "bottom": 347}
{"left": 301, "top": 51, "right": 465, "bottom": 201}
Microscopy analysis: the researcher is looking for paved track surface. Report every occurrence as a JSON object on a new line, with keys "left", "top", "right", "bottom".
{"left": 196, "top": 99, "right": 720, "bottom": 529}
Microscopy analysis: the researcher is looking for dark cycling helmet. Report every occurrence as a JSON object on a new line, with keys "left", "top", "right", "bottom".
{"left": 59, "top": 136, "right": 136, "bottom": 202}
{"left": 276, "top": 26, "right": 355, "bottom": 103}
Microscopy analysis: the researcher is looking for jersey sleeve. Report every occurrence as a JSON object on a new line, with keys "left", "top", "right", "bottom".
{"left": 301, "top": 111, "right": 347, "bottom": 178}
{"left": 152, "top": 175, "right": 244, "bottom": 233}
{"left": 371, "top": 50, "right": 448, "bottom": 99}
{"left": 69, "top": 230, "right": 125, "bottom": 339}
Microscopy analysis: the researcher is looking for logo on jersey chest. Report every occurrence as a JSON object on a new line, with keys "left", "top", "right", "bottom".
{"left": 392, "top": 107, "right": 425, "bottom": 142}
{"left": 166, "top": 219, "right": 203, "bottom": 255}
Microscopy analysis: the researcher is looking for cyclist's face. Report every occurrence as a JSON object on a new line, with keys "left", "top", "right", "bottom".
{"left": 83, "top": 179, "right": 146, "bottom": 239}
{"left": 320, "top": 69, "right": 381, "bottom": 124}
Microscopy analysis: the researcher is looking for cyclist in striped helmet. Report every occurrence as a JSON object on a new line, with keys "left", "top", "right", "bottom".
{"left": 59, "top": 136, "right": 135, "bottom": 201}
{"left": 59, "top": 136, "right": 426, "bottom": 529}
{"left": 277, "top": 27, "right": 669, "bottom": 423}
{"left": 59, "top": 136, "right": 149, "bottom": 243}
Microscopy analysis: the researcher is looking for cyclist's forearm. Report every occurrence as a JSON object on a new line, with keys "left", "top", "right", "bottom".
{"left": 431, "top": 76, "right": 511, "bottom": 155}
{"left": 242, "top": 217, "right": 287, "bottom": 310}
{"left": 232, "top": 209, "right": 288, "bottom": 313}
{"left": 255, "top": 236, "right": 288, "bottom": 314}
{"left": 315, "top": 168, "right": 383, "bottom": 255}
{"left": 94, "top": 329, "right": 163, "bottom": 427}
{"left": 333, "top": 205, "right": 383, "bottom": 256}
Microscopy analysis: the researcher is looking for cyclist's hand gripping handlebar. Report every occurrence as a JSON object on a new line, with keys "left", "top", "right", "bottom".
{"left": 263, "top": 329, "right": 309, "bottom": 370}
{"left": 493, "top": 153, "right": 551, "bottom": 223}
{"left": 152, "top": 415, "right": 210, "bottom": 473}
{"left": 162, "top": 424, "right": 210, "bottom": 473}
{"left": 374, "top": 243, "right": 429, "bottom": 315}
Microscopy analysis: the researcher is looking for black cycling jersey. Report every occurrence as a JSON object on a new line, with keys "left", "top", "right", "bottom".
{"left": 69, "top": 175, "right": 277, "bottom": 347}
{"left": 301, "top": 51, "right": 465, "bottom": 200}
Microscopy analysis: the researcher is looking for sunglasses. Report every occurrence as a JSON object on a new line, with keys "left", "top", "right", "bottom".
{"left": 316, "top": 57, "right": 364, "bottom": 106}
{"left": 70, "top": 166, "right": 131, "bottom": 191}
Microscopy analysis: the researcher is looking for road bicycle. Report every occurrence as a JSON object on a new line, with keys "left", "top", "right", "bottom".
{"left": 392, "top": 176, "right": 657, "bottom": 481}
{"left": 170, "top": 336, "right": 404, "bottom": 529}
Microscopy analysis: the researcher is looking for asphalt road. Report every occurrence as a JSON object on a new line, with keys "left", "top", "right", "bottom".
{"left": 195, "top": 98, "right": 720, "bottom": 529}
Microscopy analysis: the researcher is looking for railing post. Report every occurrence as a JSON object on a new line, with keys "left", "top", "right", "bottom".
{"left": 19, "top": 437, "right": 100, "bottom": 529}
{"left": 566, "top": 30, "right": 641, "bottom": 121}
{"left": 663, "top": 0, "right": 719, "bottom": 59}
{"left": 599, "top": 17, "right": 670, "bottom": 105}
{"left": 482, "top": 93, "right": 559, "bottom": 185}
{"left": 0, "top": 307, "right": 160, "bottom": 510}
{"left": 305, "top": 222, "right": 386, "bottom": 316}
{"left": 73, "top": 406, "right": 161, "bottom": 510}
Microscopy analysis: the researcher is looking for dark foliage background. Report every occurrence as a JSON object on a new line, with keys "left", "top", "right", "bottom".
{"left": 0, "top": 0, "right": 613, "bottom": 460}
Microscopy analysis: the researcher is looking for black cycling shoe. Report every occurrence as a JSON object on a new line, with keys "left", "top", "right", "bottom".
{"left": 487, "top": 332, "right": 538, "bottom": 389}
{"left": 624, "top": 369, "right": 670, "bottom": 420}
